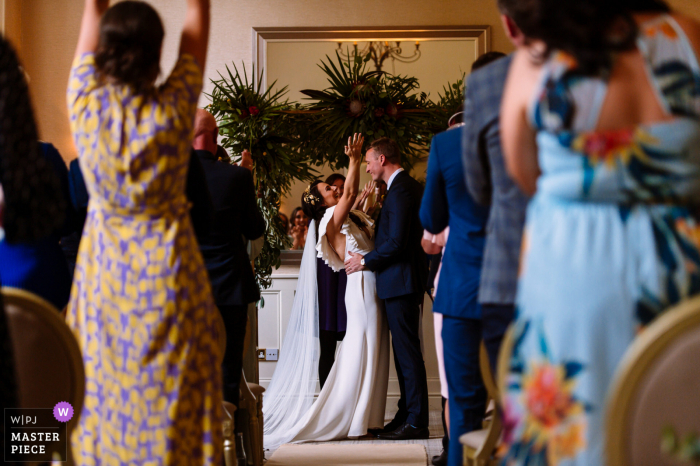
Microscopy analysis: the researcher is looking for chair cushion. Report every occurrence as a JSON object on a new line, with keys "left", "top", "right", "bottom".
{"left": 460, "top": 429, "right": 489, "bottom": 449}
{"left": 628, "top": 329, "right": 700, "bottom": 466}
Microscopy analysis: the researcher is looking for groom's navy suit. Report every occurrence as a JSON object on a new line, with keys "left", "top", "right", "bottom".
{"left": 364, "top": 170, "right": 429, "bottom": 428}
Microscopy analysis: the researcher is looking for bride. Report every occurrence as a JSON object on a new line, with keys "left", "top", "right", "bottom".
{"left": 263, "top": 133, "right": 390, "bottom": 449}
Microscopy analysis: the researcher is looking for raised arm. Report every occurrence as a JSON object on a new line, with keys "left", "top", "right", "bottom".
{"left": 500, "top": 50, "right": 540, "bottom": 196}
{"left": 331, "top": 133, "right": 364, "bottom": 228}
{"left": 179, "top": 0, "right": 210, "bottom": 72}
{"left": 74, "top": 0, "right": 109, "bottom": 58}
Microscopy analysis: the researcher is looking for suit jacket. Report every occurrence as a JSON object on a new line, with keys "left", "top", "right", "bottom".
{"left": 364, "top": 170, "right": 428, "bottom": 300}
{"left": 195, "top": 149, "right": 266, "bottom": 306}
{"left": 420, "top": 128, "right": 489, "bottom": 319}
{"left": 462, "top": 55, "right": 529, "bottom": 305}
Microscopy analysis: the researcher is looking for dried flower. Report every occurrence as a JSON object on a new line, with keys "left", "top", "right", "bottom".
{"left": 249, "top": 106, "right": 260, "bottom": 116}
{"left": 348, "top": 99, "right": 363, "bottom": 116}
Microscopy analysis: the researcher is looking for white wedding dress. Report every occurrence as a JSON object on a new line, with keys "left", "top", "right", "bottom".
{"left": 263, "top": 207, "right": 390, "bottom": 449}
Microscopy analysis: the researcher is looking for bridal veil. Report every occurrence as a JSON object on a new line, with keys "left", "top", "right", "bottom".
{"left": 263, "top": 219, "right": 320, "bottom": 449}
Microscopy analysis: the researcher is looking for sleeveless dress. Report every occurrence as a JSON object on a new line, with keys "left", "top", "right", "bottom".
{"left": 66, "top": 53, "right": 222, "bottom": 465}
{"left": 501, "top": 16, "right": 700, "bottom": 466}
{"left": 287, "top": 207, "right": 390, "bottom": 443}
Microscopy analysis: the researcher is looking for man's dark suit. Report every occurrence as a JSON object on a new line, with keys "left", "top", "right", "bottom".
{"left": 364, "top": 169, "right": 429, "bottom": 429}
{"left": 195, "top": 149, "right": 266, "bottom": 406}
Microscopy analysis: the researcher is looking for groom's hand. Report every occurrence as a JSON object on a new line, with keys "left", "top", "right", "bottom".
{"left": 344, "top": 251, "right": 365, "bottom": 275}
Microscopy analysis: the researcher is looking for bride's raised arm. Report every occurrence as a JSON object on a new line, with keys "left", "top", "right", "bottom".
{"left": 331, "top": 133, "right": 364, "bottom": 228}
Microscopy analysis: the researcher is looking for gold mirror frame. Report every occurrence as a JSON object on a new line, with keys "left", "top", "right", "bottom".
{"left": 252, "top": 25, "right": 491, "bottom": 87}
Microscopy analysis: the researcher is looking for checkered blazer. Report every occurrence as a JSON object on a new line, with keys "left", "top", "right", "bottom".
{"left": 462, "top": 54, "right": 529, "bottom": 305}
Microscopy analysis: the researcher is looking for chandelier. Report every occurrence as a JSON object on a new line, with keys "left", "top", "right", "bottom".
{"left": 336, "top": 41, "right": 421, "bottom": 73}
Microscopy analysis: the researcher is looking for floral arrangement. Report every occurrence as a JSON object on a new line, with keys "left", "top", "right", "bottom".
{"left": 299, "top": 52, "right": 438, "bottom": 172}
{"left": 207, "top": 56, "right": 466, "bottom": 290}
{"left": 207, "top": 64, "right": 317, "bottom": 289}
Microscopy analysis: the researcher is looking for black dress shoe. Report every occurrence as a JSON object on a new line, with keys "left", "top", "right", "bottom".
{"left": 431, "top": 449, "right": 447, "bottom": 466}
{"left": 367, "top": 416, "right": 406, "bottom": 435}
{"left": 377, "top": 422, "right": 430, "bottom": 440}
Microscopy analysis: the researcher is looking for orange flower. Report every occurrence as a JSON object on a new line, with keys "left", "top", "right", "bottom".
{"left": 645, "top": 22, "right": 678, "bottom": 40}
{"left": 547, "top": 422, "right": 586, "bottom": 465}
{"left": 572, "top": 128, "right": 658, "bottom": 167}
{"left": 524, "top": 364, "right": 573, "bottom": 429}
{"left": 520, "top": 362, "right": 587, "bottom": 464}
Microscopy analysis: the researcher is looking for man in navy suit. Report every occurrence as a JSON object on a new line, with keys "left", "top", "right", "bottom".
{"left": 419, "top": 51, "right": 504, "bottom": 466}
{"left": 192, "top": 109, "right": 266, "bottom": 408}
{"left": 345, "top": 137, "right": 429, "bottom": 440}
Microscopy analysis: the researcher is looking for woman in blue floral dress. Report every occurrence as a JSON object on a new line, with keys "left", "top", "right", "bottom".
{"left": 498, "top": 0, "right": 700, "bottom": 464}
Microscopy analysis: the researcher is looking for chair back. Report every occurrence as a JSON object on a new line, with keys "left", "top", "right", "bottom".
{"left": 480, "top": 341, "right": 500, "bottom": 405}
{"left": 606, "top": 296, "right": 700, "bottom": 466}
{"left": 3, "top": 287, "right": 85, "bottom": 461}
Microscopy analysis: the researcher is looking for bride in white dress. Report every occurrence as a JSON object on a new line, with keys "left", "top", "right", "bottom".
{"left": 263, "top": 134, "right": 390, "bottom": 449}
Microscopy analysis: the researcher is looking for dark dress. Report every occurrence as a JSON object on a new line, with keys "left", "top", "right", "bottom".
{"left": 0, "top": 142, "right": 74, "bottom": 309}
{"left": 316, "top": 257, "right": 347, "bottom": 388}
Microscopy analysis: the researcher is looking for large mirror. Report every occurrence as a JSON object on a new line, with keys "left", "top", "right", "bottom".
{"left": 253, "top": 26, "right": 491, "bottom": 245}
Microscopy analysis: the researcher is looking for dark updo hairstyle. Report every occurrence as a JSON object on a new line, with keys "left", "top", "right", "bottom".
{"left": 302, "top": 179, "right": 368, "bottom": 239}
{"left": 301, "top": 180, "right": 327, "bottom": 224}
{"left": 497, "top": 0, "right": 670, "bottom": 75}
{"left": 95, "top": 1, "right": 165, "bottom": 94}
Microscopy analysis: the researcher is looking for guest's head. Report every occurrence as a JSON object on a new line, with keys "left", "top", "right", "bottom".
{"left": 301, "top": 180, "right": 340, "bottom": 222}
{"left": 95, "top": 1, "right": 164, "bottom": 94}
{"left": 290, "top": 207, "right": 309, "bottom": 228}
{"left": 325, "top": 173, "right": 346, "bottom": 197}
{"left": 472, "top": 52, "right": 507, "bottom": 72}
{"left": 365, "top": 137, "right": 401, "bottom": 184}
{"left": 193, "top": 109, "right": 219, "bottom": 155}
{"left": 496, "top": 0, "right": 670, "bottom": 74}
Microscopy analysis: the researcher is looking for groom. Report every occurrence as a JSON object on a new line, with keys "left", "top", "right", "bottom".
{"left": 345, "top": 137, "right": 429, "bottom": 440}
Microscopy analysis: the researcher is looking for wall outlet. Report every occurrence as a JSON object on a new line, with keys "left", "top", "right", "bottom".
{"left": 265, "top": 348, "right": 279, "bottom": 361}
{"left": 257, "top": 349, "right": 266, "bottom": 360}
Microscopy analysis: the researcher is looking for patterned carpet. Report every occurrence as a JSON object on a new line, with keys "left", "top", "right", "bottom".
{"left": 264, "top": 409, "right": 444, "bottom": 465}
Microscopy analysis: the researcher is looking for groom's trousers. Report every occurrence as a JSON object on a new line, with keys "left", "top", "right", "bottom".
{"left": 385, "top": 292, "right": 429, "bottom": 428}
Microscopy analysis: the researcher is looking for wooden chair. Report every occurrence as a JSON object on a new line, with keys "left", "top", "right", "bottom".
{"left": 460, "top": 342, "right": 503, "bottom": 466}
{"left": 214, "top": 310, "right": 238, "bottom": 466}
{"left": 3, "top": 287, "right": 85, "bottom": 465}
{"left": 606, "top": 296, "right": 700, "bottom": 466}
{"left": 238, "top": 370, "right": 265, "bottom": 466}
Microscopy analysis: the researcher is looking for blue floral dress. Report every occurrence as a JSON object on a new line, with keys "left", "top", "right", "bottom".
{"left": 502, "top": 16, "right": 700, "bottom": 466}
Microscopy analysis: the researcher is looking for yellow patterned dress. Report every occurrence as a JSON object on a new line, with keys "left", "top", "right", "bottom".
{"left": 66, "top": 52, "right": 222, "bottom": 465}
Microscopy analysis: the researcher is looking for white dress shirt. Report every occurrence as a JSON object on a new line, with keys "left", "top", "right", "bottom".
{"left": 386, "top": 168, "right": 404, "bottom": 191}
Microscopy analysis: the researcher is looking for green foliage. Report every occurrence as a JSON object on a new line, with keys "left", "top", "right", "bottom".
{"left": 661, "top": 426, "right": 700, "bottom": 465}
{"left": 206, "top": 55, "right": 464, "bottom": 289}
{"left": 432, "top": 73, "right": 466, "bottom": 131}
{"left": 207, "top": 63, "right": 317, "bottom": 289}
{"left": 299, "top": 52, "right": 438, "bottom": 172}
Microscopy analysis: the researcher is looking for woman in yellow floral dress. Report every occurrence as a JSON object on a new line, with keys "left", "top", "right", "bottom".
{"left": 66, "top": 0, "right": 220, "bottom": 464}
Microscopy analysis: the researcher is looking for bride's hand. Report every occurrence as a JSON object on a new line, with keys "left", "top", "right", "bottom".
{"left": 344, "top": 133, "right": 364, "bottom": 161}
{"left": 352, "top": 181, "right": 375, "bottom": 211}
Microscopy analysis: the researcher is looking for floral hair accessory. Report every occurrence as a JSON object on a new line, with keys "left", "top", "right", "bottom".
{"left": 303, "top": 185, "right": 320, "bottom": 206}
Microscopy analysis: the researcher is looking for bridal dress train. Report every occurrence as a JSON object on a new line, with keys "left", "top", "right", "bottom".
{"left": 263, "top": 207, "right": 390, "bottom": 449}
